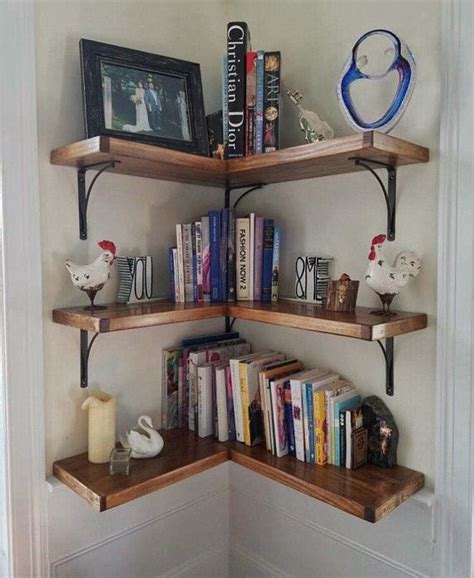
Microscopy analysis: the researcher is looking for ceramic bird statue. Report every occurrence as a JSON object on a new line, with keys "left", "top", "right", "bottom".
{"left": 365, "top": 234, "right": 421, "bottom": 316}
{"left": 120, "top": 415, "right": 164, "bottom": 459}
{"left": 65, "top": 240, "right": 116, "bottom": 310}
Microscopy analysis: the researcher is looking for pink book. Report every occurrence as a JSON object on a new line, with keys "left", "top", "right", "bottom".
{"left": 254, "top": 216, "right": 264, "bottom": 300}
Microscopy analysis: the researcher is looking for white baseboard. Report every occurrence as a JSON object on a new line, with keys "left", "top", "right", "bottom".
{"left": 230, "top": 544, "right": 286, "bottom": 578}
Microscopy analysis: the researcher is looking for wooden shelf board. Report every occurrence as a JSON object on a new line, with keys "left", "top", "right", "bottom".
{"left": 228, "top": 300, "right": 427, "bottom": 341}
{"left": 53, "top": 430, "right": 228, "bottom": 511}
{"left": 52, "top": 300, "right": 227, "bottom": 333}
{"left": 50, "top": 132, "right": 428, "bottom": 189}
{"left": 53, "top": 299, "right": 427, "bottom": 339}
{"left": 53, "top": 432, "right": 424, "bottom": 521}
{"left": 227, "top": 442, "right": 424, "bottom": 523}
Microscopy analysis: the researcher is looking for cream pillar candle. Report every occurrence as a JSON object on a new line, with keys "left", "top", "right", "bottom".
{"left": 81, "top": 391, "right": 116, "bottom": 463}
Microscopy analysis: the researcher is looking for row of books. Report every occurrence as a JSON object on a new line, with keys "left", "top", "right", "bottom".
{"left": 168, "top": 211, "right": 280, "bottom": 303}
{"left": 224, "top": 21, "right": 281, "bottom": 158}
{"left": 162, "top": 331, "right": 368, "bottom": 470}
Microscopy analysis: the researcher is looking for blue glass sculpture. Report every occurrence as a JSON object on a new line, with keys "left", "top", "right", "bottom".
{"left": 337, "top": 29, "right": 416, "bottom": 133}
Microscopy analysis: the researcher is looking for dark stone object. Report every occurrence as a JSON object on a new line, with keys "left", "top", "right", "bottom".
{"left": 362, "top": 395, "right": 398, "bottom": 468}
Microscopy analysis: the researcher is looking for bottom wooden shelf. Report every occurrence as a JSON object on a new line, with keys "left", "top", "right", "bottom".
{"left": 53, "top": 430, "right": 424, "bottom": 522}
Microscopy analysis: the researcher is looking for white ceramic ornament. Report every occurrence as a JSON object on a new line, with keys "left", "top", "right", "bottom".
{"left": 120, "top": 415, "right": 164, "bottom": 459}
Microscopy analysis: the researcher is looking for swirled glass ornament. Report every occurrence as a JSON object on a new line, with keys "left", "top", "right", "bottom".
{"left": 337, "top": 29, "right": 416, "bottom": 133}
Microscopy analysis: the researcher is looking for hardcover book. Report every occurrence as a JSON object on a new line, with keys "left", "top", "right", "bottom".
{"left": 227, "top": 208, "right": 236, "bottom": 302}
{"left": 270, "top": 374, "right": 292, "bottom": 458}
{"left": 236, "top": 217, "right": 250, "bottom": 300}
{"left": 175, "top": 224, "right": 185, "bottom": 303}
{"left": 220, "top": 208, "right": 229, "bottom": 301}
{"left": 345, "top": 406, "right": 364, "bottom": 468}
{"left": 351, "top": 427, "right": 368, "bottom": 469}
{"left": 262, "top": 219, "right": 274, "bottom": 302}
{"left": 263, "top": 51, "right": 281, "bottom": 153}
{"left": 191, "top": 223, "right": 198, "bottom": 302}
{"left": 226, "top": 366, "right": 236, "bottom": 440}
{"left": 255, "top": 51, "right": 265, "bottom": 154}
{"left": 222, "top": 56, "right": 228, "bottom": 151}
{"left": 161, "top": 347, "right": 182, "bottom": 430}
{"left": 215, "top": 364, "right": 229, "bottom": 442}
{"left": 283, "top": 381, "right": 296, "bottom": 456}
{"left": 271, "top": 225, "right": 280, "bottom": 302}
{"left": 183, "top": 223, "right": 194, "bottom": 302}
{"left": 198, "top": 364, "right": 214, "bottom": 438}
{"left": 195, "top": 221, "right": 203, "bottom": 302}
{"left": 168, "top": 248, "right": 175, "bottom": 303}
{"left": 254, "top": 216, "right": 264, "bottom": 300}
{"left": 249, "top": 213, "right": 255, "bottom": 300}
{"left": 226, "top": 22, "right": 250, "bottom": 158}
{"left": 201, "top": 216, "right": 211, "bottom": 302}
{"left": 209, "top": 211, "right": 221, "bottom": 301}
{"left": 245, "top": 51, "right": 257, "bottom": 156}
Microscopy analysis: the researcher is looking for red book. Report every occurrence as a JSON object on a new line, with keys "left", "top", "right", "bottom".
{"left": 245, "top": 51, "right": 257, "bottom": 156}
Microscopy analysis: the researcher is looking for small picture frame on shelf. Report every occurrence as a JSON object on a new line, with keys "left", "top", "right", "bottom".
{"left": 80, "top": 39, "right": 209, "bottom": 156}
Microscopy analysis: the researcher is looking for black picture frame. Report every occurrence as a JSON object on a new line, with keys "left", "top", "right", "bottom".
{"left": 80, "top": 39, "right": 209, "bottom": 156}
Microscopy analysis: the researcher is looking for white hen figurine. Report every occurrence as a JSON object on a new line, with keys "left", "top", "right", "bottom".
{"left": 65, "top": 240, "right": 116, "bottom": 310}
{"left": 365, "top": 234, "right": 421, "bottom": 316}
{"left": 120, "top": 416, "right": 164, "bottom": 459}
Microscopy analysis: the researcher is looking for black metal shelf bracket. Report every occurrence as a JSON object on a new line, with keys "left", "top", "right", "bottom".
{"left": 225, "top": 316, "right": 236, "bottom": 333}
{"left": 377, "top": 337, "right": 394, "bottom": 396}
{"left": 224, "top": 183, "right": 264, "bottom": 210}
{"left": 78, "top": 160, "right": 119, "bottom": 240}
{"left": 350, "top": 157, "right": 397, "bottom": 241}
{"left": 80, "top": 330, "right": 99, "bottom": 388}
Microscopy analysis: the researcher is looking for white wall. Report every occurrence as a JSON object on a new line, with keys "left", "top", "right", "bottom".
{"left": 37, "top": 0, "right": 440, "bottom": 576}
{"left": 224, "top": 0, "right": 439, "bottom": 576}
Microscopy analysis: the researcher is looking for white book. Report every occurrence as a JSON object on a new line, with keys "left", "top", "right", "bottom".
{"left": 290, "top": 368, "right": 328, "bottom": 462}
{"left": 182, "top": 223, "right": 194, "bottom": 302}
{"left": 201, "top": 216, "right": 211, "bottom": 302}
{"left": 236, "top": 217, "right": 250, "bottom": 300}
{"left": 249, "top": 213, "right": 255, "bottom": 301}
{"left": 230, "top": 352, "right": 264, "bottom": 442}
{"left": 198, "top": 364, "right": 214, "bottom": 438}
{"left": 175, "top": 224, "right": 185, "bottom": 303}
{"left": 195, "top": 221, "right": 203, "bottom": 302}
{"left": 216, "top": 365, "right": 229, "bottom": 442}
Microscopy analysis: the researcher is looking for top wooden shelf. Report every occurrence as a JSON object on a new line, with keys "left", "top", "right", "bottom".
{"left": 51, "top": 132, "right": 429, "bottom": 189}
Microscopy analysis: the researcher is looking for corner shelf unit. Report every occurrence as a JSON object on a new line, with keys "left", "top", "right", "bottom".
{"left": 51, "top": 132, "right": 429, "bottom": 520}
{"left": 53, "top": 429, "right": 424, "bottom": 523}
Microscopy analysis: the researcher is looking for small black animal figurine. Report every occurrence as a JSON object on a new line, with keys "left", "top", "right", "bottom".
{"left": 362, "top": 395, "right": 399, "bottom": 468}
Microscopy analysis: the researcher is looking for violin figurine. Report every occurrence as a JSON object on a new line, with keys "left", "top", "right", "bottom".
{"left": 286, "top": 90, "right": 334, "bottom": 143}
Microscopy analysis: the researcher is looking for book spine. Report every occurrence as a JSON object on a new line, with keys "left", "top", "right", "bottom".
{"left": 226, "top": 22, "right": 248, "bottom": 158}
{"left": 270, "top": 381, "right": 288, "bottom": 458}
{"left": 314, "top": 390, "right": 327, "bottom": 465}
{"left": 236, "top": 217, "right": 250, "bottom": 300}
{"left": 249, "top": 213, "right": 255, "bottom": 300}
{"left": 255, "top": 51, "right": 265, "bottom": 154}
{"left": 209, "top": 211, "right": 221, "bottom": 301}
{"left": 195, "top": 221, "right": 203, "bottom": 303}
{"left": 290, "top": 380, "right": 305, "bottom": 461}
{"left": 220, "top": 208, "right": 229, "bottom": 301}
{"left": 222, "top": 55, "right": 228, "bottom": 150}
{"left": 198, "top": 365, "right": 213, "bottom": 438}
{"left": 263, "top": 51, "right": 281, "bottom": 153}
{"left": 340, "top": 411, "right": 346, "bottom": 468}
{"left": 302, "top": 382, "right": 310, "bottom": 463}
{"left": 271, "top": 225, "right": 280, "bottom": 302}
{"left": 284, "top": 383, "right": 296, "bottom": 456}
{"left": 168, "top": 248, "right": 175, "bottom": 303}
{"left": 216, "top": 368, "right": 229, "bottom": 442}
{"left": 254, "top": 216, "right": 264, "bottom": 300}
{"left": 182, "top": 224, "right": 194, "bottom": 302}
{"left": 201, "top": 216, "right": 211, "bottom": 302}
{"left": 231, "top": 360, "right": 245, "bottom": 442}
{"left": 175, "top": 225, "right": 185, "bottom": 303}
{"left": 259, "top": 374, "right": 270, "bottom": 451}
{"left": 334, "top": 404, "right": 340, "bottom": 466}
{"left": 345, "top": 410, "right": 353, "bottom": 469}
{"left": 172, "top": 249, "right": 179, "bottom": 304}
{"left": 227, "top": 208, "right": 236, "bottom": 302}
{"left": 245, "top": 51, "right": 257, "bottom": 156}
{"left": 262, "top": 219, "right": 274, "bottom": 302}
{"left": 191, "top": 223, "right": 198, "bottom": 302}
{"left": 161, "top": 350, "right": 168, "bottom": 429}
{"left": 178, "top": 356, "right": 184, "bottom": 428}
{"left": 239, "top": 363, "right": 251, "bottom": 445}
{"left": 226, "top": 366, "right": 236, "bottom": 440}
{"left": 306, "top": 384, "right": 315, "bottom": 464}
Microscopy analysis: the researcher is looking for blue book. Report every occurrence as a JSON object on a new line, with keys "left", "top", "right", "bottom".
{"left": 262, "top": 219, "right": 274, "bottom": 302}
{"left": 181, "top": 331, "right": 239, "bottom": 347}
{"left": 220, "top": 208, "right": 229, "bottom": 301}
{"left": 306, "top": 383, "right": 316, "bottom": 464}
{"left": 191, "top": 223, "right": 198, "bottom": 302}
{"left": 168, "top": 247, "right": 175, "bottom": 303}
{"left": 334, "top": 394, "right": 361, "bottom": 466}
{"left": 255, "top": 51, "right": 265, "bottom": 154}
{"left": 283, "top": 381, "right": 296, "bottom": 456}
{"left": 209, "top": 210, "right": 221, "bottom": 301}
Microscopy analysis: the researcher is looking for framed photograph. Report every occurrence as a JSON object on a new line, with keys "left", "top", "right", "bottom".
{"left": 80, "top": 39, "right": 209, "bottom": 156}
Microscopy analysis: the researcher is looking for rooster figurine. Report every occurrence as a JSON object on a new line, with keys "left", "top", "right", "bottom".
{"left": 365, "top": 234, "right": 421, "bottom": 316}
{"left": 65, "top": 240, "right": 116, "bottom": 310}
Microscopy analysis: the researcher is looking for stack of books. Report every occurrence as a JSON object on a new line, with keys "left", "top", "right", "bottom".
{"left": 168, "top": 211, "right": 280, "bottom": 303}
{"left": 162, "top": 332, "right": 368, "bottom": 470}
{"left": 224, "top": 21, "right": 281, "bottom": 158}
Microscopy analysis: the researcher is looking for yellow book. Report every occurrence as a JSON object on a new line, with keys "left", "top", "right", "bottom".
{"left": 239, "top": 361, "right": 251, "bottom": 445}
{"left": 313, "top": 389, "right": 327, "bottom": 465}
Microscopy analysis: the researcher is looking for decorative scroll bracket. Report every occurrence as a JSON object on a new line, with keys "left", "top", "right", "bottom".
{"left": 78, "top": 160, "right": 119, "bottom": 240}
{"left": 224, "top": 183, "right": 264, "bottom": 210}
{"left": 350, "top": 157, "right": 397, "bottom": 241}
{"left": 80, "top": 330, "right": 99, "bottom": 388}
{"left": 377, "top": 337, "right": 394, "bottom": 395}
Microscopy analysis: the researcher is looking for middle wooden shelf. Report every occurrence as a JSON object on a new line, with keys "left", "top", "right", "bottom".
{"left": 53, "top": 298, "right": 427, "bottom": 340}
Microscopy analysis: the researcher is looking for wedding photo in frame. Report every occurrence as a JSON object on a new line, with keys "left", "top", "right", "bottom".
{"left": 80, "top": 39, "right": 209, "bottom": 156}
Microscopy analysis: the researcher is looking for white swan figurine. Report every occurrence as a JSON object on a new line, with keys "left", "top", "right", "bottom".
{"left": 120, "top": 416, "right": 164, "bottom": 459}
